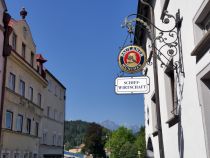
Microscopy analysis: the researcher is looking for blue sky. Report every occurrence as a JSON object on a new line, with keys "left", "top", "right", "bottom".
{"left": 6, "top": 0, "right": 145, "bottom": 126}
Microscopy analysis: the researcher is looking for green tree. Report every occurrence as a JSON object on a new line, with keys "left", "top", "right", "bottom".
{"left": 82, "top": 123, "right": 106, "bottom": 158}
{"left": 135, "top": 126, "right": 146, "bottom": 158}
{"left": 119, "top": 141, "right": 138, "bottom": 158}
{"left": 106, "top": 126, "right": 135, "bottom": 158}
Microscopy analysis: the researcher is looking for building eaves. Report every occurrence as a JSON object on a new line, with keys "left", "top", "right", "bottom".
{"left": 45, "top": 69, "right": 66, "bottom": 90}
{"left": 134, "top": 0, "right": 150, "bottom": 50}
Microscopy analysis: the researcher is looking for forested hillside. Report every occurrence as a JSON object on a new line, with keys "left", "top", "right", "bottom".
{"left": 64, "top": 120, "right": 110, "bottom": 150}
{"left": 64, "top": 120, "right": 89, "bottom": 149}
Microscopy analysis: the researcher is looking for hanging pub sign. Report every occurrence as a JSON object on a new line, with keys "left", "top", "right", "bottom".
{"left": 115, "top": 76, "right": 150, "bottom": 94}
{"left": 118, "top": 45, "right": 147, "bottom": 74}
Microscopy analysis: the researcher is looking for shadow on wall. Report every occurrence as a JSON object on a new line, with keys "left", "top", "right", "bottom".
{"left": 178, "top": 106, "right": 184, "bottom": 158}
{"left": 147, "top": 137, "right": 154, "bottom": 158}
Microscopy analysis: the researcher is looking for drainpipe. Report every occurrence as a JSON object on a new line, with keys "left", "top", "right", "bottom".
{"left": 0, "top": 11, "right": 12, "bottom": 154}
{"left": 140, "top": 0, "right": 165, "bottom": 157}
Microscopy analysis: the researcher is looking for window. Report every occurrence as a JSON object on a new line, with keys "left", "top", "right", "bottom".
{"left": 2, "top": 153, "right": 9, "bottom": 158}
{"left": 59, "top": 112, "right": 63, "bottom": 122}
{"left": 197, "top": 64, "right": 210, "bottom": 156}
{"left": 53, "top": 134, "right": 56, "bottom": 145}
{"left": 30, "top": 52, "right": 34, "bottom": 66}
{"left": 59, "top": 88, "right": 62, "bottom": 99}
{"left": 55, "top": 85, "right": 57, "bottom": 96}
{"left": 12, "top": 32, "right": 17, "bottom": 50}
{"left": 16, "top": 114, "right": 23, "bottom": 132}
{"left": 43, "top": 132, "right": 47, "bottom": 144}
{"left": 47, "top": 106, "right": 50, "bottom": 117}
{"left": 14, "top": 153, "right": 20, "bottom": 158}
{"left": 6, "top": 111, "right": 13, "bottom": 129}
{"left": 22, "top": 43, "right": 26, "bottom": 58}
{"left": 191, "top": 0, "right": 210, "bottom": 61}
{"left": 33, "top": 154, "right": 37, "bottom": 158}
{"left": 23, "top": 153, "right": 28, "bottom": 158}
{"left": 9, "top": 73, "right": 15, "bottom": 91}
{"left": 19, "top": 80, "right": 25, "bottom": 97}
{"left": 23, "top": 26, "right": 27, "bottom": 39}
{"left": 37, "top": 93, "right": 41, "bottom": 106}
{"left": 164, "top": 61, "right": 179, "bottom": 127}
{"left": 35, "top": 122, "right": 39, "bottom": 137}
{"left": 26, "top": 118, "right": 31, "bottom": 134}
{"left": 48, "top": 80, "right": 52, "bottom": 91}
{"left": 57, "top": 135, "right": 62, "bottom": 146}
{"left": 54, "top": 109, "right": 57, "bottom": 120}
{"left": 29, "top": 87, "right": 33, "bottom": 101}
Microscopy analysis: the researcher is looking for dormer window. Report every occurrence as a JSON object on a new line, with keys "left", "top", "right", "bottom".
{"left": 12, "top": 33, "right": 17, "bottom": 50}
{"left": 22, "top": 43, "right": 26, "bottom": 59}
{"left": 30, "top": 52, "right": 34, "bottom": 67}
{"left": 23, "top": 26, "right": 27, "bottom": 39}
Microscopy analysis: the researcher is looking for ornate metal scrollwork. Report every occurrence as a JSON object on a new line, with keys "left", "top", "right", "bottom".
{"left": 121, "top": 10, "right": 184, "bottom": 73}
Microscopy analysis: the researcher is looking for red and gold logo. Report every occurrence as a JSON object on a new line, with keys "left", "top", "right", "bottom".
{"left": 118, "top": 45, "right": 147, "bottom": 73}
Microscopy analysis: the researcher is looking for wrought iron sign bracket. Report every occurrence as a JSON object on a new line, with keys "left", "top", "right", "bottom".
{"left": 121, "top": 10, "right": 184, "bottom": 74}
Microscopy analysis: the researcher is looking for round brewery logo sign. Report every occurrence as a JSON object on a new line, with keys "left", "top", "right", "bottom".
{"left": 118, "top": 45, "right": 147, "bottom": 73}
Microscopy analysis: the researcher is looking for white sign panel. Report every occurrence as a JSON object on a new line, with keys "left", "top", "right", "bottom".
{"left": 115, "top": 76, "right": 150, "bottom": 94}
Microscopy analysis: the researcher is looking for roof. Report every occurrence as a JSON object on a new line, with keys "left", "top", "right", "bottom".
{"left": 9, "top": 17, "right": 36, "bottom": 48}
{"left": 64, "top": 151, "right": 84, "bottom": 158}
{"left": 134, "top": 0, "right": 150, "bottom": 49}
{"left": 36, "top": 54, "right": 47, "bottom": 63}
{"left": 45, "top": 69, "right": 66, "bottom": 90}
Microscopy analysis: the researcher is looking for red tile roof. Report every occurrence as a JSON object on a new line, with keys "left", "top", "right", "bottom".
{"left": 36, "top": 54, "right": 47, "bottom": 63}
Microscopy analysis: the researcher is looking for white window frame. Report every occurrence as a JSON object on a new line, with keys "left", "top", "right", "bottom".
{"left": 16, "top": 114, "right": 23, "bottom": 132}
{"left": 9, "top": 73, "right": 15, "bottom": 91}
{"left": 19, "top": 80, "right": 25, "bottom": 97}
{"left": 12, "top": 32, "right": 17, "bottom": 50}
{"left": 6, "top": 110, "right": 13, "bottom": 130}
{"left": 29, "top": 87, "right": 33, "bottom": 102}
{"left": 53, "top": 133, "right": 57, "bottom": 146}
{"left": 37, "top": 93, "right": 42, "bottom": 106}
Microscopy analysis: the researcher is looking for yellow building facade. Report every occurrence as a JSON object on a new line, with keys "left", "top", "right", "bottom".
{"left": 1, "top": 8, "right": 65, "bottom": 158}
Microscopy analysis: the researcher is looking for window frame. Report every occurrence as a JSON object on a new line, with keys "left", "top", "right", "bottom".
{"left": 35, "top": 122, "right": 39, "bottom": 137}
{"left": 12, "top": 32, "right": 17, "bottom": 50}
{"left": 19, "top": 80, "right": 25, "bottom": 97}
{"left": 26, "top": 118, "right": 31, "bottom": 134}
{"left": 47, "top": 106, "right": 50, "bottom": 117}
{"left": 37, "top": 93, "right": 42, "bottom": 106}
{"left": 6, "top": 110, "right": 13, "bottom": 130}
{"left": 53, "top": 134, "right": 56, "bottom": 146}
{"left": 16, "top": 114, "right": 23, "bottom": 132}
{"left": 9, "top": 73, "right": 16, "bottom": 91}
{"left": 164, "top": 60, "right": 179, "bottom": 127}
{"left": 30, "top": 52, "right": 34, "bottom": 67}
{"left": 191, "top": 0, "right": 210, "bottom": 61}
{"left": 29, "top": 87, "right": 33, "bottom": 102}
{"left": 21, "top": 43, "right": 26, "bottom": 59}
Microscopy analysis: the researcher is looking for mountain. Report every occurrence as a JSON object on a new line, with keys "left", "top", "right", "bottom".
{"left": 100, "top": 120, "right": 120, "bottom": 131}
{"left": 100, "top": 120, "right": 140, "bottom": 133}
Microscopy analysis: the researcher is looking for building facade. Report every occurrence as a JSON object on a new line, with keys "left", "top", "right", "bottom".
{"left": 0, "top": 8, "right": 66, "bottom": 158}
{"left": 135, "top": 0, "right": 210, "bottom": 158}
{"left": 39, "top": 70, "right": 66, "bottom": 158}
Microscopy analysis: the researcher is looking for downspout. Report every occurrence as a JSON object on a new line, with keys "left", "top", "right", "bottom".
{"left": 0, "top": 11, "right": 12, "bottom": 154}
{"left": 140, "top": 0, "right": 165, "bottom": 157}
